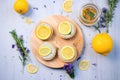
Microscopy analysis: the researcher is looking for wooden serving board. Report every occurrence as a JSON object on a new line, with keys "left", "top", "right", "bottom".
{"left": 30, "top": 15, "right": 84, "bottom": 68}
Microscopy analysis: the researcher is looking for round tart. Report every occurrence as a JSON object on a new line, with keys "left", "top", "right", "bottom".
{"left": 35, "top": 23, "right": 53, "bottom": 40}
{"left": 58, "top": 21, "right": 76, "bottom": 39}
{"left": 38, "top": 42, "right": 56, "bottom": 60}
{"left": 59, "top": 45, "right": 77, "bottom": 62}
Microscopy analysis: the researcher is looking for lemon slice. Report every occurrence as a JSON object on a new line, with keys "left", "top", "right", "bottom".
{"left": 62, "top": 0, "right": 73, "bottom": 12}
{"left": 39, "top": 46, "right": 52, "bottom": 57}
{"left": 58, "top": 21, "right": 71, "bottom": 35}
{"left": 61, "top": 46, "right": 75, "bottom": 60}
{"left": 79, "top": 60, "right": 90, "bottom": 71}
{"left": 26, "top": 64, "right": 38, "bottom": 74}
{"left": 36, "top": 24, "right": 52, "bottom": 40}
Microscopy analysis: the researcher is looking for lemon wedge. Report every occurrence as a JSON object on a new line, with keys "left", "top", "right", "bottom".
{"left": 36, "top": 24, "right": 52, "bottom": 40}
{"left": 61, "top": 46, "right": 75, "bottom": 60}
{"left": 58, "top": 21, "right": 71, "bottom": 35}
{"left": 62, "top": 0, "right": 73, "bottom": 12}
{"left": 79, "top": 60, "right": 90, "bottom": 71}
{"left": 39, "top": 46, "right": 52, "bottom": 57}
{"left": 26, "top": 64, "right": 38, "bottom": 74}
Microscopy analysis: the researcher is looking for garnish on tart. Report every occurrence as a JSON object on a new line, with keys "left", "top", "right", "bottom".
{"left": 58, "top": 21, "right": 76, "bottom": 39}
{"left": 59, "top": 45, "right": 77, "bottom": 62}
{"left": 35, "top": 23, "right": 53, "bottom": 40}
{"left": 38, "top": 42, "right": 56, "bottom": 60}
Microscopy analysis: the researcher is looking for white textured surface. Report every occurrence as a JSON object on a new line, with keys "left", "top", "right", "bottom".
{"left": 0, "top": 0, "right": 120, "bottom": 80}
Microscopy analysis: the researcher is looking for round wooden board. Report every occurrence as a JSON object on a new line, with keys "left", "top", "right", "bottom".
{"left": 30, "top": 15, "right": 84, "bottom": 68}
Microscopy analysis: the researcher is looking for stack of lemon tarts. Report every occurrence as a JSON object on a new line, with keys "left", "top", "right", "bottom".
{"left": 35, "top": 21, "right": 78, "bottom": 63}
{"left": 58, "top": 21, "right": 76, "bottom": 39}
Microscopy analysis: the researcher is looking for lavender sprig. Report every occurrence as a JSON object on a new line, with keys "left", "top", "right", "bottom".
{"left": 63, "top": 63, "right": 74, "bottom": 79}
{"left": 94, "top": 0, "right": 119, "bottom": 33}
{"left": 10, "top": 30, "right": 30, "bottom": 66}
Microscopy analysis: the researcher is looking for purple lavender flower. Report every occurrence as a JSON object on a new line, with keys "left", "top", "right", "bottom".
{"left": 20, "top": 35, "right": 24, "bottom": 42}
{"left": 20, "top": 35, "right": 23, "bottom": 39}
{"left": 63, "top": 63, "right": 74, "bottom": 79}
{"left": 12, "top": 44, "right": 15, "bottom": 48}
{"left": 101, "top": 23, "right": 106, "bottom": 28}
{"left": 26, "top": 49, "right": 30, "bottom": 53}
{"left": 102, "top": 8, "right": 107, "bottom": 13}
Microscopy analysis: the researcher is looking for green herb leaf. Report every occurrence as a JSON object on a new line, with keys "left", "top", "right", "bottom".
{"left": 87, "top": 10, "right": 95, "bottom": 18}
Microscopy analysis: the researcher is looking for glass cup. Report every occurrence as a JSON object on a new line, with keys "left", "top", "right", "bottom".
{"left": 79, "top": 3, "right": 101, "bottom": 26}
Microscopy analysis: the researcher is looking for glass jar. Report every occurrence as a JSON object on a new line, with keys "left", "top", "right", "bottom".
{"left": 79, "top": 3, "right": 101, "bottom": 26}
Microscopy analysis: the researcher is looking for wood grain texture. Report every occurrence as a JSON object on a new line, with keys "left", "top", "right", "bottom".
{"left": 30, "top": 15, "right": 84, "bottom": 68}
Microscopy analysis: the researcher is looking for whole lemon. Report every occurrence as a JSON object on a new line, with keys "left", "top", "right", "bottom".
{"left": 92, "top": 33, "right": 113, "bottom": 56}
{"left": 14, "top": 0, "right": 29, "bottom": 14}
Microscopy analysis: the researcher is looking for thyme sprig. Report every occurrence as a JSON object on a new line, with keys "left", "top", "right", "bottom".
{"left": 10, "top": 30, "right": 30, "bottom": 66}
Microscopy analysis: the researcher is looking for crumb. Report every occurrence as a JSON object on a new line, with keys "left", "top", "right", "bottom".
{"left": 44, "top": 5, "right": 47, "bottom": 8}
{"left": 77, "top": 57, "right": 81, "bottom": 61}
{"left": 95, "top": 76, "right": 96, "bottom": 78}
{"left": 60, "top": 75, "right": 62, "bottom": 77}
{"left": 25, "top": 18, "right": 34, "bottom": 24}
{"left": 51, "top": 73, "right": 53, "bottom": 75}
{"left": 33, "top": 7, "right": 39, "bottom": 10}
{"left": 53, "top": 1, "right": 55, "bottom": 3}
{"left": 60, "top": 78, "right": 62, "bottom": 80}
{"left": 12, "top": 44, "right": 15, "bottom": 48}
{"left": 92, "top": 63, "right": 97, "bottom": 66}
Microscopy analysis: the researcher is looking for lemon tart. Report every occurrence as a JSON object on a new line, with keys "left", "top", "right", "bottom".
{"left": 35, "top": 23, "right": 53, "bottom": 40}
{"left": 38, "top": 42, "right": 56, "bottom": 60}
{"left": 59, "top": 45, "right": 77, "bottom": 62}
{"left": 58, "top": 21, "right": 76, "bottom": 39}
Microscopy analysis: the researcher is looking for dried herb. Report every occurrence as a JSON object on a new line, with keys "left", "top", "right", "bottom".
{"left": 10, "top": 30, "right": 30, "bottom": 66}
{"left": 87, "top": 9, "right": 95, "bottom": 18}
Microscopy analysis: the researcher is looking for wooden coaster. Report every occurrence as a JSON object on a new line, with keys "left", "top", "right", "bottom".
{"left": 30, "top": 15, "right": 84, "bottom": 68}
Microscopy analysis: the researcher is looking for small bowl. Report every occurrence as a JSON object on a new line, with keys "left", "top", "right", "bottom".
{"left": 79, "top": 3, "right": 101, "bottom": 26}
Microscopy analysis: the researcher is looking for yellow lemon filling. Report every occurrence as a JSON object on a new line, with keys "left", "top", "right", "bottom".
{"left": 78, "top": 60, "right": 90, "bottom": 71}
{"left": 62, "top": 0, "right": 73, "bottom": 12}
{"left": 39, "top": 46, "right": 52, "bottom": 57}
{"left": 36, "top": 24, "right": 52, "bottom": 40}
{"left": 26, "top": 64, "right": 38, "bottom": 74}
{"left": 61, "top": 46, "right": 75, "bottom": 60}
{"left": 58, "top": 21, "right": 71, "bottom": 35}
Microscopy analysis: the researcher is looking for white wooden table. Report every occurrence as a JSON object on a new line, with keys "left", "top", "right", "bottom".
{"left": 0, "top": 0, "right": 120, "bottom": 80}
